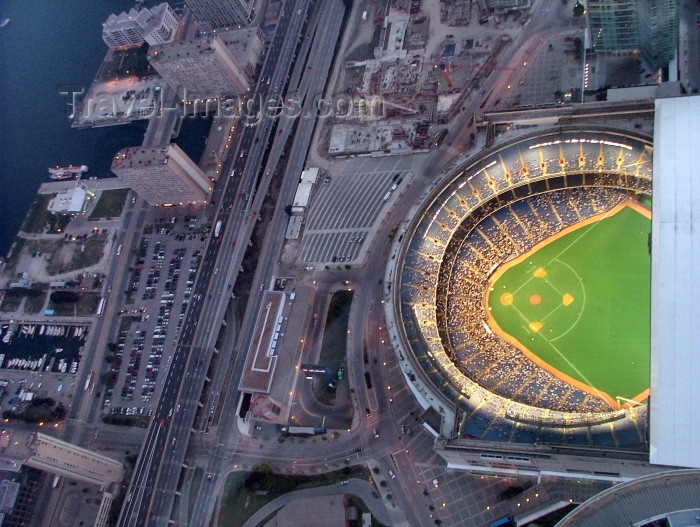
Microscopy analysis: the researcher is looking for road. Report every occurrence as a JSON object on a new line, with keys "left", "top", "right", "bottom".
{"left": 184, "top": 2, "right": 349, "bottom": 526}
{"left": 116, "top": 2, "right": 313, "bottom": 526}
{"left": 66, "top": 193, "right": 146, "bottom": 441}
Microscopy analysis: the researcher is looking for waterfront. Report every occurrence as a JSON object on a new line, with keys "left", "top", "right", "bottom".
{"left": 0, "top": 1, "right": 210, "bottom": 258}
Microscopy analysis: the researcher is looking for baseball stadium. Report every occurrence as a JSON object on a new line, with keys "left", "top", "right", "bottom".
{"left": 388, "top": 127, "right": 652, "bottom": 450}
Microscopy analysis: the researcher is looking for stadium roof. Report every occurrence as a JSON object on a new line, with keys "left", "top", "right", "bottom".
{"left": 650, "top": 95, "right": 700, "bottom": 470}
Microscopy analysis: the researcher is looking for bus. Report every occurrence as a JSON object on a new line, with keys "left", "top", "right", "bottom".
{"left": 97, "top": 298, "right": 106, "bottom": 317}
{"left": 280, "top": 426, "right": 327, "bottom": 436}
{"left": 84, "top": 370, "right": 94, "bottom": 392}
{"left": 116, "top": 243, "right": 123, "bottom": 256}
{"left": 490, "top": 516, "right": 516, "bottom": 527}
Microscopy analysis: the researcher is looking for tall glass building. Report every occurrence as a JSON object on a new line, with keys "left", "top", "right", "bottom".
{"left": 587, "top": 0, "right": 639, "bottom": 52}
{"left": 638, "top": 0, "right": 679, "bottom": 70}
{"left": 587, "top": 0, "right": 678, "bottom": 70}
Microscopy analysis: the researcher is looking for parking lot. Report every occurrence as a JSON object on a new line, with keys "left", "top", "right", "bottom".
{"left": 102, "top": 213, "right": 208, "bottom": 416}
{"left": 298, "top": 163, "right": 415, "bottom": 266}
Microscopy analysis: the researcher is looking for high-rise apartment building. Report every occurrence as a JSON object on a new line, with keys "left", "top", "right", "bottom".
{"left": 102, "top": 3, "right": 179, "bottom": 48}
{"left": 111, "top": 144, "right": 212, "bottom": 206}
{"left": 147, "top": 26, "right": 264, "bottom": 99}
{"left": 185, "top": 0, "right": 255, "bottom": 31}
{"left": 587, "top": 0, "right": 678, "bottom": 70}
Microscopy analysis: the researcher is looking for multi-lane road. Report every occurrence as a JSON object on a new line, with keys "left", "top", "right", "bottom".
{"left": 117, "top": 1, "right": 314, "bottom": 525}
{"left": 184, "top": 2, "right": 349, "bottom": 526}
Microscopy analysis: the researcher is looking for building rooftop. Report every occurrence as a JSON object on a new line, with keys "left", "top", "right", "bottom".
{"left": 264, "top": 495, "right": 348, "bottom": 527}
{"left": 239, "top": 291, "right": 285, "bottom": 393}
{"left": 47, "top": 186, "right": 88, "bottom": 214}
{"left": 147, "top": 26, "right": 261, "bottom": 63}
{"left": 556, "top": 469, "right": 700, "bottom": 526}
{"left": 111, "top": 146, "right": 170, "bottom": 170}
{"left": 0, "top": 480, "right": 19, "bottom": 514}
{"left": 650, "top": 95, "right": 700, "bottom": 470}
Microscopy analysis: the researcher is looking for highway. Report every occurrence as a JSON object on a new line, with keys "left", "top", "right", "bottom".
{"left": 183, "top": 0, "right": 431, "bottom": 523}
{"left": 184, "top": 2, "right": 348, "bottom": 526}
{"left": 116, "top": 1, "right": 314, "bottom": 525}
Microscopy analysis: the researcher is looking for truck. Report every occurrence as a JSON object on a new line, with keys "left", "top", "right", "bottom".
{"left": 433, "top": 128, "right": 448, "bottom": 147}
{"left": 214, "top": 220, "right": 223, "bottom": 239}
{"left": 97, "top": 298, "right": 106, "bottom": 317}
{"left": 116, "top": 243, "right": 123, "bottom": 256}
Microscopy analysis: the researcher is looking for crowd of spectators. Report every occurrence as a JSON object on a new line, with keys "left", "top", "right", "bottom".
{"left": 399, "top": 133, "right": 653, "bottom": 433}
{"left": 441, "top": 186, "right": 632, "bottom": 413}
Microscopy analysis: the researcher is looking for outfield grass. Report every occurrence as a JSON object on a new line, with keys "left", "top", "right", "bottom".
{"left": 487, "top": 202, "right": 651, "bottom": 407}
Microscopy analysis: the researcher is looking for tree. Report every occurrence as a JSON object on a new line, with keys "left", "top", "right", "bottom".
{"left": 573, "top": 37, "right": 584, "bottom": 61}
{"left": 100, "top": 372, "right": 115, "bottom": 387}
{"left": 573, "top": 0, "right": 585, "bottom": 16}
{"left": 50, "top": 290, "right": 79, "bottom": 304}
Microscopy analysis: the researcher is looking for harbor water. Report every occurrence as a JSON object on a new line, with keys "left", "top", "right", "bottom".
{"left": 0, "top": 1, "right": 210, "bottom": 258}
{"left": 0, "top": 322, "right": 89, "bottom": 374}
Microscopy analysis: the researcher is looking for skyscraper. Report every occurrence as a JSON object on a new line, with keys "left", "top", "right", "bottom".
{"left": 587, "top": 0, "right": 678, "bottom": 70}
{"left": 185, "top": 0, "right": 255, "bottom": 31}
{"left": 102, "top": 3, "right": 179, "bottom": 48}
{"left": 638, "top": 0, "right": 678, "bottom": 71}
{"left": 587, "top": 0, "right": 639, "bottom": 53}
{"left": 111, "top": 144, "right": 212, "bottom": 206}
{"left": 147, "top": 27, "right": 264, "bottom": 99}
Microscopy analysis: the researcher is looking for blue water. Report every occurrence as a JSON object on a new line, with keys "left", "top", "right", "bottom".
{"left": 0, "top": 1, "right": 210, "bottom": 257}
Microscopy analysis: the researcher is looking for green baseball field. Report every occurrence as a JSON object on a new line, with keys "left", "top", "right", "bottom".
{"left": 486, "top": 200, "right": 651, "bottom": 409}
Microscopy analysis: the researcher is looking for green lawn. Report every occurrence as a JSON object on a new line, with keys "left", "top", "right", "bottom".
{"left": 89, "top": 188, "right": 129, "bottom": 220}
{"left": 487, "top": 204, "right": 651, "bottom": 405}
